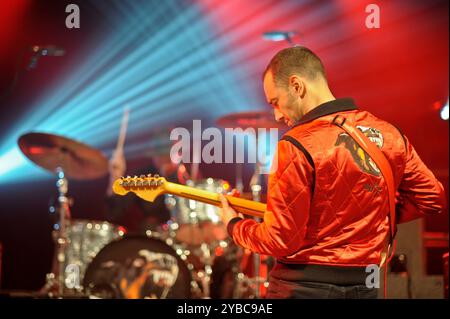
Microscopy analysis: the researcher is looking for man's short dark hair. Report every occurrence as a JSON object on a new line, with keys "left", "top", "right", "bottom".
{"left": 263, "top": 46, "right": 327, "bottom": 86}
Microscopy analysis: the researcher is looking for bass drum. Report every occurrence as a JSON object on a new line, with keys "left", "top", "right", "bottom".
{"left": 83, "top": 236, "right": 191, "bottom": 299}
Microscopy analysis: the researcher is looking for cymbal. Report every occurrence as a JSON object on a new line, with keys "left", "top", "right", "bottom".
{"left": 216, "top": 111, "right": 284, "bottom": 130}
{"left": 18, "top": 132, "right": 108, "bottom": 180}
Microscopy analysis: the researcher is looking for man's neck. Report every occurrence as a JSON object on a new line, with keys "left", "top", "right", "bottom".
{"left": 302, "top": 91, "right": 336, "bottom": 117}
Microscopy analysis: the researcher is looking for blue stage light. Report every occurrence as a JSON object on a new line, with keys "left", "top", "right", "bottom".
{"left": 0, "top": 0, "right": 286, "bottom": 183}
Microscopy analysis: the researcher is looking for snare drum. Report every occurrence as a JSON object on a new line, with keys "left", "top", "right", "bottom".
{"left": 170, "top": 178, "right": 228, "bottom": 246}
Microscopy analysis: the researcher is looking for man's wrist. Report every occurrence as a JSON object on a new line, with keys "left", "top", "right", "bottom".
{"left": 227, "top": 216, "right": 243, "bottom": 237}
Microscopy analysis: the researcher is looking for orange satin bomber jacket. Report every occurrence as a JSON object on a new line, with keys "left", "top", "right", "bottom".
{"left": 228, "top": 98, "right": 446, "bottom": 267}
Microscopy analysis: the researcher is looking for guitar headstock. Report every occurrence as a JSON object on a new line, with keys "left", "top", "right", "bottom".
{"left": 112, "top": 174, "right": 167, "bottom": 202}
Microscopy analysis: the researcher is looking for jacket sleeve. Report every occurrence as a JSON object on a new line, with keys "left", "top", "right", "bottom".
{"left": 228, "top": 139, "right": 314, "bottom": 257}
{"left": 396, "top": 135, "right": 446, "bottom": 223}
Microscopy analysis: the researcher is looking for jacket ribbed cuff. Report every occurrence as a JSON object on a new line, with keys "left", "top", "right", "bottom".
{"left": 227, "top": 217, "right": 243, "bottom": 237}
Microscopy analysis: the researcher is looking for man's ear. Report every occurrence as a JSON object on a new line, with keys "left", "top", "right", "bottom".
{"left": 289, "top": 75, "right": 305, "bottom": 97}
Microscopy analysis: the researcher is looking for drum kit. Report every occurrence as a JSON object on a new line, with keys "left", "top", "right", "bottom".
{"left": 17, "top": 110, "right": 281, "bottom": 299}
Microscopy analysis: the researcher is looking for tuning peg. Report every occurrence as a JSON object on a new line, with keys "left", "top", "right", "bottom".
{"left": 140, "top": 175, "right": 146, "bottom": 179}
{"left": 147, "top": 174, "right": 152, "bottom": 178}
{"left": 133, "top": 175, "right": 138, "bottom": 179}
{"left": 120, "top": 176, "right": 125, "bottom": 180}
{"left": 154, "top": 174, "right": 160, "bottom": 178}
{"left": 126, "top": 175, "right": 131, "bottom": 179}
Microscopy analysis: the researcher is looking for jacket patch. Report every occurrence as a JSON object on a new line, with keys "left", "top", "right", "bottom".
{"left": 335, "top": 126, "right": 383, "bottom": 176}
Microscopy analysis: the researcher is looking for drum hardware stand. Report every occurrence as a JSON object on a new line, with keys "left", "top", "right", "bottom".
{"left": 199, "top": 243, "right": 213, "bottom": 298}
{"left": 249, "top": 162, "right": 263, "bottom": 298}
{"left": 189, "top": 273, "right": 204, "bottom": 299}
{"left": 42, "top": 167, "right": 72, "bottom": 297}
{"left": 185, "top": 243, "right": 214, "bottom": 299}
{"left": 235, "top": 163, "right": 244, "bottom": 194}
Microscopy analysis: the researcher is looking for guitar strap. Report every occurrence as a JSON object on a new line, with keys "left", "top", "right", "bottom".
{"left": 331, "top": 115, "right": 397, "bottom": 298}
{"left": 331, "top": 115, "right": 397, "bottom": 242}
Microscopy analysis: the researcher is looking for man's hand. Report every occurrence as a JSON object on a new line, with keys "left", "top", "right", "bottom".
{"left": 219, "top": 194, "right": 242, "bottom": 225}
{"left": 107, "top": 150, "right": 126, "bottom": 196}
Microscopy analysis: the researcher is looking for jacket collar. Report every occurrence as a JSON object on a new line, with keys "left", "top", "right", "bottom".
{"left": 294, "top": 97, "right": 358, "bottom": 126}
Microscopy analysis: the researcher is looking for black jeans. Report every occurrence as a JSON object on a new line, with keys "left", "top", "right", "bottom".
{"left": 266, "top": 277, "right": 378, "bottom": 299}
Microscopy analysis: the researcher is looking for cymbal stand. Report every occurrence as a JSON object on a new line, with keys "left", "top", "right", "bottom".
{"left": 51, "top": 167, "right": 72, "bottom": 296}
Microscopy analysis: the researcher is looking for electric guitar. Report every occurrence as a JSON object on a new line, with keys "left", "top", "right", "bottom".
{"left": 112, "top": 175, "right": 266, "bottom": 218}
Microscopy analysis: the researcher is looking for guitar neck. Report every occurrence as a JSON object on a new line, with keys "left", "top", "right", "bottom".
{"left": 164, "top": 181, "right": 265, "bottom": 219}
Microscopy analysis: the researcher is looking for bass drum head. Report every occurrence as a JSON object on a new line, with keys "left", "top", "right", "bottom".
{"left": 83, "top": 236, "right": 191, "bottom": 299}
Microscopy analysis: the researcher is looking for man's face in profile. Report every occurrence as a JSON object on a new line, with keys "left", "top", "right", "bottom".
{"left": 263, "top": 70, "right": 300, "bottom": 127}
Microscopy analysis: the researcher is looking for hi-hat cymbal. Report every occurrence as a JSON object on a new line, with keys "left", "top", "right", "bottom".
{"left": 18, "top": 132, "right": 108, "bottom": 180}
{"left": 216, "top": 111, "right": 285, "bottom": 130}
